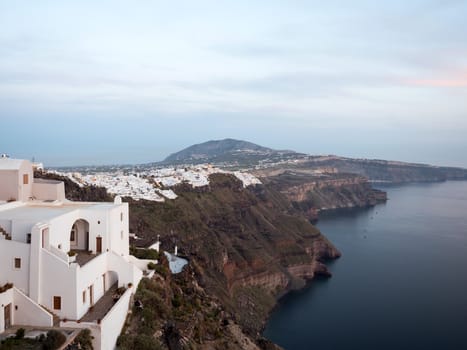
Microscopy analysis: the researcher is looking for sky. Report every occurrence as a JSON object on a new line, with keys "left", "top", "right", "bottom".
{"left": 1, "top": 0, "right": 467, "bottom": 167}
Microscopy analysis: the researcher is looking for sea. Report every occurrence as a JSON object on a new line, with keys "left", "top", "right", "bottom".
{"left": 263, "top": 181, "right": 467, "bottom": 350}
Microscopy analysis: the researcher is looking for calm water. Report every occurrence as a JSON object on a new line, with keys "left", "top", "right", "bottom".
{"left": 264, "top": 181, "right": 467, "bottom": 350}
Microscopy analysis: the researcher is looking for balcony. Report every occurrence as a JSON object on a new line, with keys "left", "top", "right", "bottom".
{"left": 73, "top": 250, "right": 98, "bottom": 267}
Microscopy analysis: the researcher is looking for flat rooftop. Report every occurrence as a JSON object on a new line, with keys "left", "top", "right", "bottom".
{"left": 0, "top": 200, "right": 121, "bottom": 222}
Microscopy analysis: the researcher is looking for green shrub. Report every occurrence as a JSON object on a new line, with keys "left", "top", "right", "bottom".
{"left": 155, "top": 265, "right": 168, "bottom": 278}
{"left": 117, "top": 334, "right": 162, "bottom": 350}
{"left": 171, "top": 295, "right": 182, "bottom": 308}
{"left": 133, "top": 335, "right": 162, "bottom": 350}
{"left": 147, "top": 262, "right": 157, "bottom": 270}
{"left": 74, "top": 329, "right": 93, "bottom": 350}
{"left": 15, "top": 328, "right": 25, "bottom": 339}
{"left": 130, "top": 247, "right": 160, "bottom": 260}
{"left": 42, "top": 330, "right": 66, "bottom": 350}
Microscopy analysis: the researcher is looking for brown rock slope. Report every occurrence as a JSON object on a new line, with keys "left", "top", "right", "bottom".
{"left": 258, "top": 171, "right": 387, "bottom": 221}
{"left": 128, "top": 174, "right": 340, "bottom": 334}
{"left": 118, "top": 255, "right": 282, "bottom": 350}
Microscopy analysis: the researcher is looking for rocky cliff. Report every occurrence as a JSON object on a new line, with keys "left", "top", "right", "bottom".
{"left": 118, "top": 255, "right": 282, "bottom": 350}
{"left": 128, "top": 174, "right": 340, "bottom": 337}
{"left": 297, "top": 157, "right": 467, "bottom": 183}
{"left": 259, "top": 171, "right": 387, "bottom": 221}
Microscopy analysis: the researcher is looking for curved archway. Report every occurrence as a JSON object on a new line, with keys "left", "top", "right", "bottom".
{"left": 70, "top": 219, "right": 90, "bottom": 251}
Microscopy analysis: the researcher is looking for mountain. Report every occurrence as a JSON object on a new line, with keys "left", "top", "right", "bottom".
{"left": 162, "top": 138, "right": 301, "bottom": 166}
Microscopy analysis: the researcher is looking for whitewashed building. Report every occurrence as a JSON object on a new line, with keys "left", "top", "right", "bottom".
{"left": 0, "top": 158, "right": 146, "bottom": 349}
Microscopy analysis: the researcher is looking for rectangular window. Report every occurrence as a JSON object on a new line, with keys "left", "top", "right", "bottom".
{"left": 120, "top": 212, "right": 123, "bottom": 222}
{"left": 27, "top": 233, "right": 31, "bottom": 244}
{"left": 14, "top": 258, "right": 21, "bottom": 269}
{"left": 23, "top": 174, "right": 29, "bottom": 185}
{"left": 53, "top": 296, "right": 61, "bottom": 310}
{"left": 82, "top": 291, "right": 86, "bottom": 304}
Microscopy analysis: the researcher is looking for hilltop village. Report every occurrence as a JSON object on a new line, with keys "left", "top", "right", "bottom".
{"left": 50, "top": 165, "right": 262, "bottom": 202}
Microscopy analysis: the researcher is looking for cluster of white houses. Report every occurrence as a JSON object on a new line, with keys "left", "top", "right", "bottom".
{"left": 0, "top": 157, "right": 151, "bottom": 349}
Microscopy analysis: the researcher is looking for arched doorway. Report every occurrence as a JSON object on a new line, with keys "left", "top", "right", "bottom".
{"left": 70, "top": 219, "right": 90, "bottom": 251}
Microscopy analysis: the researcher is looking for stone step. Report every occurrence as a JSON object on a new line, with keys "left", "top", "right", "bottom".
{"left": 0, "top": 226, "right": 11, "bottom": 240}
{"left": 40, "top": 305, "right": 61, "bottom": 327}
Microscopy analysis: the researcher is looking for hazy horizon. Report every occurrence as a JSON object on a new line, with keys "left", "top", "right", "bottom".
{"left": 1, "top": 1, "right": 466, "bottom": 168}
{"left": 13, "top": 136, "right": 467, "bottom": 170}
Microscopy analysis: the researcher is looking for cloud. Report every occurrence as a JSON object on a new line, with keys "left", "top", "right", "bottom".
{"left": 405, "top": 78, "right": 467, "bottom": 88}
{"left": 401, "top": 68, "right": 467, "bottom": 88}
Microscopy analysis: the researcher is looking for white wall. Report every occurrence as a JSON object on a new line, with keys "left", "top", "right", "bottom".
{"left": 0, "top": 288, "right": 14, "bottom": 333}
{"left": 0, "top": 240, "right": 30, "bottom": 294}
{"left": 18, "top": 161, "right": 33, "bottom": 202}
{"left": 108, "top": 253, "right": 143, "bottom": 291}
{"left": 0, "top": 170, "right": 19, "bottom": 202}
{"left": 29, "top": 223, "right": 47, "bottom": 303}
{"left": 76, "top": 252, "right": 109, "bottom": 320}
{"left": 13, "top": 287, "right": 53, "bottom": 327}
{"left": 47, "top": 210, "right": 81, "bottom": 253}
{"left": 108, "top": 204, "right": 129, "bottom": 256}
{"left": 11, "top": 219, "right": 35, "bottom": 242}
{"left": 78, "top": 207, "right": 108, "bottom": 254}
{"left": 101, "top": 288, "right": 132, "bottom": 350}
{"left": 32, "top": 180, "right": 65, "bottom": 201}
{"left": 75, "top": 252, "right": 142, "bottom": 320}
{"left": 127, "top": 255, "right": 157, "bottom": 273}
{"left": 40, "top": 248, "right": 77, "bottom": 319}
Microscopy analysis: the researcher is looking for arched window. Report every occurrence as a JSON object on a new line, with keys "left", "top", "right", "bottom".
{"left": 70, "top": 224, "right": 76, "bottom": 242}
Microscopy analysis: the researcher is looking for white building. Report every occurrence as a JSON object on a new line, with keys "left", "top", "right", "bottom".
{"left": 0, "top": 158, "right": 146, "bottom": 349}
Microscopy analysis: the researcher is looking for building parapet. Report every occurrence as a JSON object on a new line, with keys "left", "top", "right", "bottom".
{"left": 47, "top": 245, "right": 72, "bottom": 265}
{"left": 42, "top": 247, "right": 71, "bottom": 268}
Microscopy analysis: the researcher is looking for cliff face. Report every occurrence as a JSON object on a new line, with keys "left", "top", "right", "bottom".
{"left": 261, "top": 171, "right": 387, "bottom": 221}
{"left": 299, "top": 157, "right": 467, "bottom": 183}
{"left": 118, "top": 257, "right": 282, "bottom": 350}
{"left": 128, "top": 174, "right": 340, "bottom": 335}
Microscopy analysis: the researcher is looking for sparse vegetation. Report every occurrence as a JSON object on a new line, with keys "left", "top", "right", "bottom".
{"left": 117, "top": 267, "right": 231, "bottom": 349}
{"left": 70, "top": 329, "right": 93, "bottom": 350}
{"left": 41, "top": 330, "right": 66, "bottom": 350}
{"left": 15, "top": 328, "right": 25, "bottom": 339}
{"left": 129, "top": 246, "right": 160, "bottom": 260}
{"left": 0, "top": 329, "right": 66, "bottom": 350}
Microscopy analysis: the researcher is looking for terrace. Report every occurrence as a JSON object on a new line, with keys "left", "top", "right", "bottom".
{"left": 79, "top": 284, "right": 122, "bottom": 323}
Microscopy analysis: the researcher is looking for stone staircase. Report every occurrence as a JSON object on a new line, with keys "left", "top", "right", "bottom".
{"left": 0, "top": 225, "right": 12, "bottom": 240}
{"left": 40, "top": 305, "right": 61, "bottom": 327}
